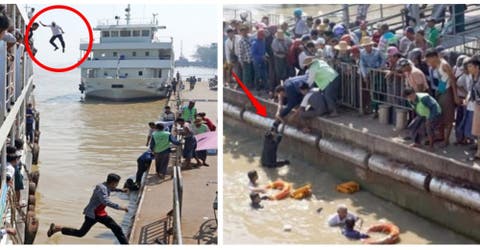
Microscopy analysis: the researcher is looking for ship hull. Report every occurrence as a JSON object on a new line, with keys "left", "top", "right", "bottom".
{"left": 82, "top": 78, "right": 170, "bottom": 101}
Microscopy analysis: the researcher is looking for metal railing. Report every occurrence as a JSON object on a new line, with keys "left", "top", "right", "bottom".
{"left": 332, "top": 62, "right": 361, "bottom": 111}
{"left": 172, "top": 165, "right": 183, "bottom": 244}
{"left": 366, "top": 68, "right": 410, "bottom": 111}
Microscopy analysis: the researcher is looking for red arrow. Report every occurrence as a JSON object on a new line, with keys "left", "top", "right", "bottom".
{"left": 231, "top": 72, "right": 267, "bottom": 117}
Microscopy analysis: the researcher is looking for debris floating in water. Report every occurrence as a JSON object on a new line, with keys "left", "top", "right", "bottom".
{"left": 283, "top": 224, "right": 292, "bottom": 232}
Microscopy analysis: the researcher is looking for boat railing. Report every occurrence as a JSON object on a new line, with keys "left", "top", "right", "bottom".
{"left": 0, "top": 39, "right": 35, "bottom": 199}
{"left": 97, "top": 18, "right": 160, "bottom": 26}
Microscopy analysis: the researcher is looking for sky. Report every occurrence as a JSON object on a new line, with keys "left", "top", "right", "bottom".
{"left": 26, "top": 4, "right": 218, "bottom": 67}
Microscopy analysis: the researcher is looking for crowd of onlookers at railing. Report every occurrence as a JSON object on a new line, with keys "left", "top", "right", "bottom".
{"left": 223, "top": 5, "right": 480, "bottom": 160}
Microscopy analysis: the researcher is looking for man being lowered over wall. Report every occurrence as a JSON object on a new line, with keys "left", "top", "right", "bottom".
{"left": 261, "top": 128, "right": 290, "bottom": 168}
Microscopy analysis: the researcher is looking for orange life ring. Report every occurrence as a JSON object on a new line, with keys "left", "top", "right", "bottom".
{"left": 363, "top": 223, "right": 400, "bottom": 244}
{"left": 266, "top": 179, "right": 292, "bottom": 200}
{"left": 290, "top": 184, "right": 312, "bottom": 199}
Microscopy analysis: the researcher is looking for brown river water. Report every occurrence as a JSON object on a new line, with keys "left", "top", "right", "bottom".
{"left": 31, "top": 66, "right": 214, "bottom": 244}
{"left": 223, "top": 125, "right": 475, "bottom": 244}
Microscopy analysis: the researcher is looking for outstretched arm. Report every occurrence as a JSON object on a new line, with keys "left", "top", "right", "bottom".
{"left": 39, "top": 21, "right": 47, "bottom": 27}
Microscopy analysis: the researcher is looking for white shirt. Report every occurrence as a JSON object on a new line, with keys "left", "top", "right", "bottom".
{"left": 300, "top": 88, "right": 319, "bottom": 108}
{"left": 224, "top": 35, "right": 241, "bottom": 63}
{"left": 161, "top": 112, "right": 175, "bottom": 122}
{"left": 5, "top": 162, "right": 15, "bottom": 179}
{"left": 328, "top": 212, "right": 358, "bottom": 226}
{"left": 298, "top": 51, "right": 309, "bottom": 70}
{"left": 0, "top": 229, "right": 6, "bottom": 238}
{"left": 48, "top": 25, "right": 63, "bottom": 36}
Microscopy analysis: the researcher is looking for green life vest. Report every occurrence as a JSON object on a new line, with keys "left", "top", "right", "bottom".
{"left": 152, "top": 130, "right": 171, "bottom": 153}
{"left": 182, "top": 107, "right": 197, "bottom": 122}
{"left": 413, "top": 93, "right": 440, "bottom": 118}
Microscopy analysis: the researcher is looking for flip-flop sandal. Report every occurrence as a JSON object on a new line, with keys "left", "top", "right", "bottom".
{"left": 47, "top": 223, "right": 55, "bottom": 237}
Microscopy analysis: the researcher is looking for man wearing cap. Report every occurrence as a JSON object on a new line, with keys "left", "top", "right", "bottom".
{"left": 293, "top": 8, "right": 309, "bottom": 38}
{"left": 359, "top": 37, "right": 386, "bottom": 115}
{"left": 353, "top": 21, "right": 370, "bottom": 44}
{"left": 251, "top": 29, "right": 267, "bottom": 91}
{"left": 399, "top": 27, "right": 416, "bottom": 56}
{"left": 225, "top": 27, "right": 241, "bottom": 86}
{"left": 305, "top": 57, "right": 339, "bottom": 117}
{"left": 239, "top": 25, "right": 254, "bottom": 88}
{"left": 272, "top": 30, "right": 292, "bottom": 91}
{"left": 397, "top": 58, "right": 429, "bottom": 92}
{"left": 426, "top": 18, "right": 440, "bottom": 47}
{"left": 404, "top": 87, "right": 442, "bottom": 149}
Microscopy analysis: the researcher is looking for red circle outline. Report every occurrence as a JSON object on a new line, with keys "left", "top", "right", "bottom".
{"left": 23, "top": 5, "right": 93, "bottom": 73}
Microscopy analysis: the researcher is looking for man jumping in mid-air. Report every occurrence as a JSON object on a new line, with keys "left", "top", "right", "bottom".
{"left": 39, "top": 21, "right": 65, "bottom": 52}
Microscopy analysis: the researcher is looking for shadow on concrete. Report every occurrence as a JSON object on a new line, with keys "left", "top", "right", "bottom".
{"left": 191, "top": 219, "right": 217, "bottom": 245}
{"left": 138, "top": 216, "right": 171, "bottom": 244}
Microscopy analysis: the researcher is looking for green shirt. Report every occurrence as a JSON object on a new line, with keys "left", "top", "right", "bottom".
{"left": 427, "top": 27, "right": 440, "bottom": 47}
{"left": 152, "top": 130, "right": 171, "bottom": 153}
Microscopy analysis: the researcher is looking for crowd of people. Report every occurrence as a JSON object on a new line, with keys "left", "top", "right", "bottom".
{"left": 135, "top": 84, "right": 217, "bottom": 188}
{"left": 224, "top": 5, "right": 480, "bottom": 159}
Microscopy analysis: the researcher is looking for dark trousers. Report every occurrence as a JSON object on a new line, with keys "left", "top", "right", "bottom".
{"left": 26, "top": 122, "right": 34, "bottom": 143}
{"left": 241, "top": 62, "right": 254, "bottom": 89}
{"left": 135, "top": 158, "right": 151, "bottom": 185}
{"left": 61, "top": 215, "right": 128, "bottom": 244}
{"left": 154, "top": 151, "right": 170, "bottom": 175}
{"left": 196, "top": 150, "right": 207, "bottom": 162}
{"left": 50, "top": 35, "right": 65, "bottom": 49}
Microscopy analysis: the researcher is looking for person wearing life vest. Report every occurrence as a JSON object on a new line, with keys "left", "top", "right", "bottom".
{"left": 404, "top": 88, "right": 442, "bottom": 149}
{"left": 181, "top": 101, "right": 197, "bottom": 123}
{"left": 192, "top": 118, "right": 210, "bottom": 167}
{"left": 149, "top": 123, "right": 181, "bottom": 179}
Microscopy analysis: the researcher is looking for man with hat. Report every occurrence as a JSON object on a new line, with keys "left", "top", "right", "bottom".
{"left": 293, "top": 8, "right": 309, "bottom": 38}
{"left": 359, "top": 36, "right": 386, "bottom": 116}
{"left": 426, "top": 17, "right": 440, "bottom": 47}
{"left": 334, "top": 40, "right": 353, "bottom": 63}
{"left": 272, "top": 30, "right": 292, "bottom": 91}
{"left": 252, "top": 29, "right": 267, "bottom": 91}
{"left": 399, "top": 27, "right": 416, "bottom": 56}
{"left": 225, "top": 27, "right": 241, "bottom": 86}
{"left": 305, "top": 56, "right": 339, "bottom": 117}
{"left": 239, "top": 24, "right": 254, "bottom": 88}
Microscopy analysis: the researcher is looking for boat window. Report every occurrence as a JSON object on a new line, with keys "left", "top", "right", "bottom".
{"left": 145, "top": 51, "right": 150, "bottom": 56}
{"left": 111, "top": 30, "right": 119, "bottom": 37}
{"left": 112, "top": 84, "right": 124, "bottom": 88}
{"left": 120, "top": 30, "right": 131, "bottom": 37}
{"left": 141, "top": 30, "right": 150, "bottom": 37}
{"left": 132, "top": 51, "right": 136, "bottom": 57}
{"left": 138, "top": 71, "right": 143, "bottom": 76}
{"left": 158, "top": 49, "right": 171, "bottom": 60}
{"left": 113, "top": 52, "right": 118, "bottom": 57}
{"left": 102, "top": 31, "right": 110, "bottom": 37}
{"left": 132, "top": 30, "right": 141, "bottom": 37}
{"left": 158, "top": 70, "right": 162, "bottom": 78}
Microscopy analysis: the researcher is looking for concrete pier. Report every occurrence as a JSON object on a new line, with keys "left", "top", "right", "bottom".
{"left": 129, "top": 83, "right": 217, "bottom": 244}
{"left": 224, "top": 87, "right": 480, "bottom": 242}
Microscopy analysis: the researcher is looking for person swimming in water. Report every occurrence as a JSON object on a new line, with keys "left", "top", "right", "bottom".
{"left": 250, "top": 192, "right": 263, "bottom": 209}
{"left": 342, "top": 218, "right": 369, "bottom": 240}
{"left": 328, "top": 204, "right": 361, "bottom": 227}
{"left": 247, "top": 170, "right": 267, "bottom": 194}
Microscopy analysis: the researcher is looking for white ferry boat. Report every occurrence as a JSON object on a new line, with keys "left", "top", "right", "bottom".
{"left": 79, "top": 5, "right": 174, "bottom": 101}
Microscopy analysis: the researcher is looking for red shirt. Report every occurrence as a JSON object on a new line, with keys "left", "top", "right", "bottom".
{"left": 94, "top": 204, "right": 107, "bottom": 217}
